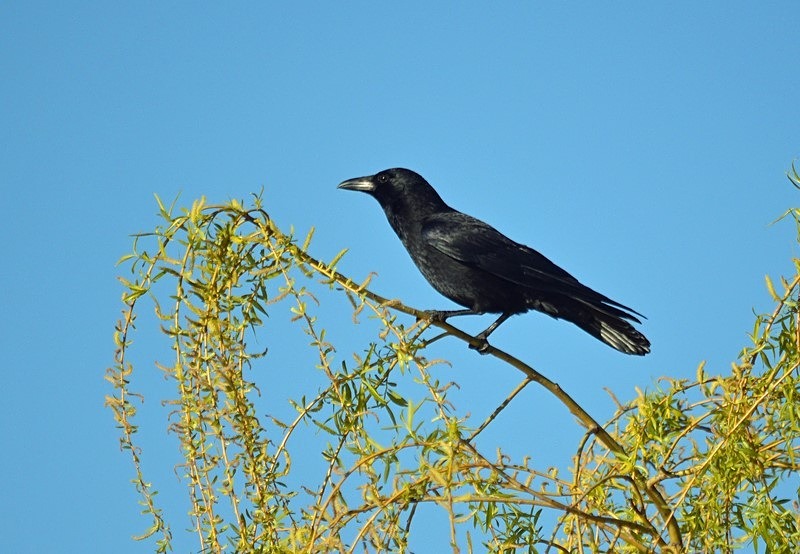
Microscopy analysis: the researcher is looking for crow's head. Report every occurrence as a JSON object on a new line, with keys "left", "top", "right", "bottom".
{"left": 338, "top": 168, "right": 447, "bottom": 213}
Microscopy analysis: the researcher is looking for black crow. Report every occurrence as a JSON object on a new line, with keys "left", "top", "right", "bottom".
{"left": 338, "top": 168, "right": 650, "bottom": 355}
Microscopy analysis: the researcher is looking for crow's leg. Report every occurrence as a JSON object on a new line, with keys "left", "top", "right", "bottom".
{"left": 476, "top": 312, "right": 513, "bottom": 341}
{"left": 471, "top": 312, "right": 513, "bottom": 354}
{"left": 423, "top": 308, "right": 479, "bottom": 322}
{"left": 419, "top": 309, "right": 481, "bottom": 346}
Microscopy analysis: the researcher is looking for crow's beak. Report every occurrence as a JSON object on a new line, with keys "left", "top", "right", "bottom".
{"left": 338, "top": 176, "right": 375, "bottom": 193}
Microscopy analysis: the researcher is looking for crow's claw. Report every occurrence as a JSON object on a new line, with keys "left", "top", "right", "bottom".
{"left": 469, "top": 337, "right": 492, "bottom": 354}
{"left": 424, "top": 310, "right": 451, "bottom": 323}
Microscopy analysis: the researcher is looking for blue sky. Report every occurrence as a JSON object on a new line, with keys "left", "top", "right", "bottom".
{"left": 2, "top": 2, "right": 799, "bottom": 552}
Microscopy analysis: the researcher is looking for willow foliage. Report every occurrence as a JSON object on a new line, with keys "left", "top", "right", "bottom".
{"left": 109, "top": 169, "right": 800, "bottom": 552}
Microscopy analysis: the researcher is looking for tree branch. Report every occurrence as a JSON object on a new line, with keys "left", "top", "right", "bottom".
{"left": 249, "top": 209, "right": 684, "bottom": 549}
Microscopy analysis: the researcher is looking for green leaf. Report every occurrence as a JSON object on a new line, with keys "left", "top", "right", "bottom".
{"left": 387, "top": 388, "right": 408, "bottom": 407}
{"left": 765, "top": 274, "right": 780, "bottom": 301}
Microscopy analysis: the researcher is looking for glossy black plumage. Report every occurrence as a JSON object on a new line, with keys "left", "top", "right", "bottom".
{"left": 338, "top": 168, "right": 650, "bottom": 355}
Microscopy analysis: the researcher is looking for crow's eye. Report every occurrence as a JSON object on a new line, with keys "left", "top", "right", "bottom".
{"left": 377, "top": 173, "right": 389, "bottom": 184}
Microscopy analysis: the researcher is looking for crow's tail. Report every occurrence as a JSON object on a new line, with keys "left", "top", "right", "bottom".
{"left": 565, "top": 300, "right": 651, "bottom": 356}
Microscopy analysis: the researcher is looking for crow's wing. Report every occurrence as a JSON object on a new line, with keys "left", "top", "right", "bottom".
{"left": 422, "top": 211, "right": 643, "bottom": 320}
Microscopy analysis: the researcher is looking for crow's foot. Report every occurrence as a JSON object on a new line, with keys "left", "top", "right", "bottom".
{"left": 420, "top": 309, "right": 476, "bottom": 323}
{"left": 424, "top": 310, "right": 451, "bottom": 323}
{"left": 469, "top": 337, "right": 492, "bottom": 354}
